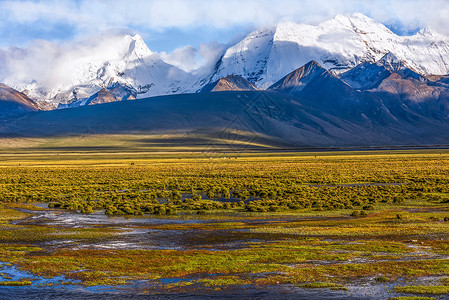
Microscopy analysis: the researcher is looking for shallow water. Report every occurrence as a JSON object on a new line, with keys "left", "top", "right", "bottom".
{"left": 0, "top": 289, "right": 374, "bottom": 300}
{"left": 3, "top": 278, "right": 446, "bottom": 300}
{"left": 13, "top": 207, "right": 271, "bottom": 251}
{"left": 17, "top": 206, "right": 201, "bottom": 227}
{"left": 0, "top": 263, "right": 375, "bottom": 299}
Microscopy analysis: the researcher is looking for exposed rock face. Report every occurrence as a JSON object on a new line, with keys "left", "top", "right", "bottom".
{"left": 201, "top": 75, "right": 257, "bottom": 92}
{"left": 0, "top": 83, "right": 38, "bottom": 115}
{"left": 85, "top": 88, "right": 118, "bottom": 105}
{"left": 269, "top": 60, "right": 355, "bottom": 102}
{"left": 340, "top": 53, "right": 427, "bottom": 91}
{"left": 57, "top": 83, "right": 137, "bottom": 109}
{"left": 375, "top": 73, "right": 440, "bottom": 102}
{"left": 269, "top": 59, "right": 449, "bottom": 126}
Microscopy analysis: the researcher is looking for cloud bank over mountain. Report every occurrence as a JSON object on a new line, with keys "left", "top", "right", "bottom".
{"left": 1, "top": 0, "right": 449, "bottom": 43}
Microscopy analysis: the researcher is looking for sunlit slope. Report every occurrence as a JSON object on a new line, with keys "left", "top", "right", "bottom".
{"left": 0, "top": 83, "right": 38, "bottom": 115}
{"left": 1, "top": 91, "right": 448, "bottom": 148}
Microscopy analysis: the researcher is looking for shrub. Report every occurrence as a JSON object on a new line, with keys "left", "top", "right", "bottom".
{"left": 351, "top": 210, "right": 361, "bottom": 217}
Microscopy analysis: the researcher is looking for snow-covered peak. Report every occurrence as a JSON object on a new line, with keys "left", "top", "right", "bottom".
{"left": 377, "top": 52, "right": 407, "bottom": 71}
{"left": 223, "top": 27, "right": 275, "bottom": 59}
{"left": 210, "top": 27, "right": 275, "bottom": 84}
{"left": 212, "top": 13, "right": 398, "bottom": 88}
{"left": 124, "top": 34, "right": 153, "bottom": 61}
{"left": 69, "top": 33, "right": 154, "bottom": 86}
{"left": 417, "top": 27, "right": 440, "bottom": 38}
{"left": 324, "top": 13, "right": 393, "bottom": 35}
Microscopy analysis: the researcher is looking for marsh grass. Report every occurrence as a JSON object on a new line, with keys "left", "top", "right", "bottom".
{"left": 4, "top": 203, "right": 46, "bottom": 211}
{"left": 0, "top": 205, "right": 30, "bottom": 222}
{"left": 0, "top": 280, "right": 32, "bottom": 286}
{"left": 301, "top": 282, "right": 345, "bottom": 289}
{"left": 395, "top": 285, "right": 449, "bottom": 294}
{"left": 375, "top": 276, "right": 391, "bottom": 282}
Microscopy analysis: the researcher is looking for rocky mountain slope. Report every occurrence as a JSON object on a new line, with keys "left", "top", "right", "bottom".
{"left": 269, "top": 59, "right": 449, "bottom": 127}
{"left": 340, "top": 52, "right": 426, "bottom": 90}
{"left": 0, "top": 83, "right": 38, "bottom": 116}
{"left": 2, "top": 89, "right": 448, "bottom": 148}
{"left": 200, "top": 75, "right": 257, "bottom": 92}
{"left": 2, "top": 50, "right": 449, "bottom": 148}
{"left": 57, "top": 83, "right": 137, "bottom": 109}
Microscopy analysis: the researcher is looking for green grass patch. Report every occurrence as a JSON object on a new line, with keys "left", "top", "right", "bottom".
{"left": 375, "top": 276, "right": 391, "bottom": 282}
{"left": 395, "top": 285, "right": 449, "bottom": 295}
{"left": 301, "top": 282, "right": 346, "bottom": 289}
{"left": 0, "top": 205, "right": 30, "bottom": 223}
{"left": 196, "top": 276, "right": 246, "bottom": 287}
{"left": 388, "top": 297, "right": 436, "bottom": 300}
{"left": 0, "top": 280, "right": 32, "bottom": 286}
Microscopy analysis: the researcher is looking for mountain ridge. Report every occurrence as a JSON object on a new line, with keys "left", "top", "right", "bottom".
{"left": 0, "top": 83, "right": 39, "bottom": 115}
{"left": 1, "top": 52, "right": 449, "bottom": 148}
{"left": 2, "top": 90, "right": 448, "bottom": 148}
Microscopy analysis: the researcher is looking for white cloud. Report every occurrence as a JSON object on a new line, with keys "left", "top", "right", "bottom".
{"left": 0, "top": 40, "right": 69, "bottom": 89}
{"left": 2, "top": 0, "right": 449, "bottom": 37}
{"left": 159, "top": 46, "right": 199, "bottom": 72}
{"left": 159, "top": 42, "right": 227, "bottom": 73}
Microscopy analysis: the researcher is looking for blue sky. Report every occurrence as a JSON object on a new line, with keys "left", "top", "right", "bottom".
{"left": 1, "top": 0, "right": 449, "bottom": 52}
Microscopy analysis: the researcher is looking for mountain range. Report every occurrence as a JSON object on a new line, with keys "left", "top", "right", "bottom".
{"left": 1, "top": 13, "right": 449, "bottom": 148}
{"left": 2, "top": 13, "right": 449, "bottom": 109}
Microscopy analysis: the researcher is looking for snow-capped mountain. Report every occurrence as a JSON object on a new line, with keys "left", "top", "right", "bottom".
{"left": 1, "top": 34, "right": 196, "bottom": 109}
{"left": 210, "top": 13, "right": 449, "bottom": 88}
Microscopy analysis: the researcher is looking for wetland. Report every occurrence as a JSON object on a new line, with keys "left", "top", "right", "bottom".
{"left": 0, "top": 148, "right": 448, "bottom": 299}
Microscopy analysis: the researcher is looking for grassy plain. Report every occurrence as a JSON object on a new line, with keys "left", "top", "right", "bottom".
{"left": 0, "top": 139, "right": 448, "bottom": 297}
